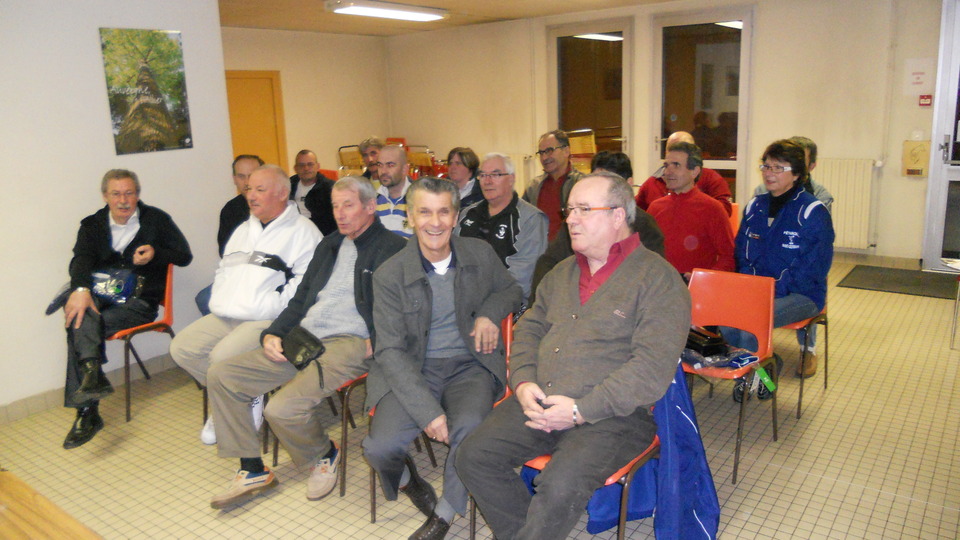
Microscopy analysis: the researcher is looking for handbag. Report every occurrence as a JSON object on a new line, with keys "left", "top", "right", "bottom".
{"left": 91, "top": 268, "right": 143, "bottom": 304}
{"left": 685, "top": 326, "right": 726, "bottom": 358}
{"left": 281, "top": 326, "right": 326, "bottom": 388}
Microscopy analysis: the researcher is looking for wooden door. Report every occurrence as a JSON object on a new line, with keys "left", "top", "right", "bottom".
{"left": 225, "top": 70, "right": 288, "bottom": 171}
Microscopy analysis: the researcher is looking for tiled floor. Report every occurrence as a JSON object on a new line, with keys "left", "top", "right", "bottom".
{"left": 1, "top": 254, "right": 958, "bottom": 539}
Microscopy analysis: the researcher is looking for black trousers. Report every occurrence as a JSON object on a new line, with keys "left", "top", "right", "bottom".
{"left": 63, "top": 298, "right": 156, "bottom": 408}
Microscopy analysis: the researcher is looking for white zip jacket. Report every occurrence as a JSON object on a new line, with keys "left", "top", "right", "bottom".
{"left": 209, "top": 201, "right": 322, "bottom": 321}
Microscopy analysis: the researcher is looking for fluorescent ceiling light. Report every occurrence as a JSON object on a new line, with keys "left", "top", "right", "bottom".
{"left": 325, "top": 0, "right": 447, "bottom": 22}
{"left": 715, "top": 20, "right": 743, "bottom": 29}
{"left": 573, "top": 33, "right": 623, "bottom": 42}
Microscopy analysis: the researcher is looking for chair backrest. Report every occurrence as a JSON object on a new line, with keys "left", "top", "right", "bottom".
{"left": 320, "top": 168, "right": 339, "bottom": 180}
{"left": 338, "top": 145, "right": 364, "bottom": 169}
{"left": 729, "top": 202, "right": 740, "bottom": 236}
{"left": 496, "top": 315, "right": 515, "bottom": 405}
{"left": 158, "top": 263, "right": 174, "bottom": 326}
{"left": 687, "top": 269, "right": 774, "bottom": 359}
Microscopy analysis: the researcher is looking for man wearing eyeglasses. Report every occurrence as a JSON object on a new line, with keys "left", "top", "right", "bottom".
{"left": 458, "top": 172, "right": 690, "bottom": 540}
{"left": 290, "top": 149, "right": 337, "bottom": 235}
{"left": 647, "top": 142, "right": 735, "bottom": 279}
{"left": 523, "top": 130, "right": 583, "bottom": 241}
{"left": 458, "top": 153, "right": 548, "bottom": 300}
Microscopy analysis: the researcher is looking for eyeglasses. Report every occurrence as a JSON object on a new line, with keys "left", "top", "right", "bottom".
{"left": 562, "top": 205, "right": 619, "bottom": 218}
{"left": 477, "top": 172, "right": 511, "bottom": 180}
{"left": 535, "top": 145, "right": 569, "bottom": 157}
{"left": 758, "top": 164, "right": 793, "bottom": 173}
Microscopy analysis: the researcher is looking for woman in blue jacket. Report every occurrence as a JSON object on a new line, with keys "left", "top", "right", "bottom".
{"left": 729, "top": 140, "right": 834, "bottom": 378}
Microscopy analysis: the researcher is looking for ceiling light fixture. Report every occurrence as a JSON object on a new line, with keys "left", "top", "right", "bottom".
{"left": 715, "top": 20, "right": 743, "bottom": 30}
{"left": 324, "top": 0, "right": 447, "bottom": 22}
{"left": 573, "top": 33, "right": 623, "bottom": 42}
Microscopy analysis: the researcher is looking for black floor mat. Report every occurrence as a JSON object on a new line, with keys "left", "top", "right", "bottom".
{"left": 837, "top": 265, "right": 957, "bottom": 299}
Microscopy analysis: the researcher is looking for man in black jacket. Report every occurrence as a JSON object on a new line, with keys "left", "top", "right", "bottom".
{"left": 290, "top": 149, "right": 336, "bottom": 235}
{"left": 205, "top": 176, "right": 405, "bottom": 509}
{"left": 61, "top": 169, "right": 192, "bottom": 449}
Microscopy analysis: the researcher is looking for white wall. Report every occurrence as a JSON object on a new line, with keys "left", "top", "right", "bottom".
{"left": 383, "top": 0, "right": 941, "bottom": 258}
{"left": 220, "top": 27, "right": 389, "bottom": 171}
{"left": 0, "top": 0, "right": 232, "bottom": 406}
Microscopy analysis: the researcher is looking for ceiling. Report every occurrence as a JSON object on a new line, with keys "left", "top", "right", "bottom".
{"left": 218, "top": 0, "right": 673, "bottom": 36}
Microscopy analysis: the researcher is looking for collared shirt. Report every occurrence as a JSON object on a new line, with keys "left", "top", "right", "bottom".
{"left": 576, "top": 233, "right": 641, "bottom": 304}
{"left": 109, "top": 208, "right": 141, "bottom": 253}
{"left": 419, "top": 244, "right": 457, "bottom": 275}
{"left": 537, "top": 165, "right": 572, "bottom": 241}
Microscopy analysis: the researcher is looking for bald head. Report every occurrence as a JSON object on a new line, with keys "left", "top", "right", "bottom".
{"left": 666, "top": 131, "right": 695, "bottom": 150}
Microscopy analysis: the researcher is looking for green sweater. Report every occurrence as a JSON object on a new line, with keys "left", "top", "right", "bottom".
{"left": 511, "top": 244, "right": 691, "bottom": 423}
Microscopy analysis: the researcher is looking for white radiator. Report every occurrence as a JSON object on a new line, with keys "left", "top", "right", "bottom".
{"left": 816, "top": 158, "right": 875, "bottom": 250}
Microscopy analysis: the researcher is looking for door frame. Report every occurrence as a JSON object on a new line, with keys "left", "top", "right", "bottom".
{"left": 922, "top": 0, "right": 960, "bottom": 272}
{"left": 651, "top": 7, "right": 754, "bottom": 203}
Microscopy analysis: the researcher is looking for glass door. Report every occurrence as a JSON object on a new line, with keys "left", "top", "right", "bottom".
{"left": 654, "top": 11, "right": 751, "bottom": 201}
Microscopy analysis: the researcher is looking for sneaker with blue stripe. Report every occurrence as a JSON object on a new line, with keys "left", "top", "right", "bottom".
{"left": 210, "top": 468, "right": 278, "bottom": 509}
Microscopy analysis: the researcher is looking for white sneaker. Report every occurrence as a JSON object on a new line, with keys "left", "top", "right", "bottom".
{"left": 306, "top": 445, "right": 340, "bottom": 500}
{"left": 200, "top": 416, "right": 216, "bottom": 445}
{"left": 251, "top": 395, "right": 264, "bottom": 431}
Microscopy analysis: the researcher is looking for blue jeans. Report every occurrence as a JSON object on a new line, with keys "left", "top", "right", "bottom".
{"left": 721, "top": 293, "right": 820, "bottom": 352}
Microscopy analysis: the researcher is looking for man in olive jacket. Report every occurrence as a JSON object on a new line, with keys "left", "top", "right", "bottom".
{"left": 364, "top": 177, "right": 523, "bottom": 540}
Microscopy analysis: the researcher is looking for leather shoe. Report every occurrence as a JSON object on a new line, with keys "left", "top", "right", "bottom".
{"left": 74, "top": 358, "right": 114, "bottom": 402}
{"left": 399, "top": 455, "right": 436, "bottom": 517}
{"left": 63, "top": 406, "right": 104, "bottom": 449}
{"left": 409, "top": 512, "right": 450, "bottom": 540}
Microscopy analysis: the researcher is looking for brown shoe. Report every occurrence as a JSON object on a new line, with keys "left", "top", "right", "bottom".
{"left": 796, "top": 352, "right": 818, "bottom": 378}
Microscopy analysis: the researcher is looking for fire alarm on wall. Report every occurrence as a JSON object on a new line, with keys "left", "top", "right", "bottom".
{"left": 919, "top": 94, "right": 933, "bottom": 107}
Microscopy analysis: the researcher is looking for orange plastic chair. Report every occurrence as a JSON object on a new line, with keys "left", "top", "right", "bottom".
{"left": 729, "top": 202, "right": 741, "bottom": 236}
{"left": 780, "top": 307, "right": 828, "bottom": 419}
{"left": 319, "top": 168, "right": 340, "bottom": 180}
{"left": 106, "top": 264, "right": 175, "bottom": 422}
{"left": 683, "top": 268, "right": 777, "bottom": 484}
{"left": 520, "top": 436, "right": 661, "bottom": 540}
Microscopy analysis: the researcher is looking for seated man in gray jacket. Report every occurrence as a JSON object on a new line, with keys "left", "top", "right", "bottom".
{"left": 203, "top": 177, "right": 406, "bottom": 509}
{"left": 458, "top": 172, "right": 691, "bottom": 540}
{"left": 363, "top": 177, "right": 523, "bottom": 540}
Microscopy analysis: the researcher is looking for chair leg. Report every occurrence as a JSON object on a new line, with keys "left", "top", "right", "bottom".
{"left": 952, "top": 281, "right": 960, "bottom": 349}
{"left": 202, "top": 387, "right": 208, "bottom": 425}
{"left": 272, "top": 432, "right": 279, "bottom": 467}
{"left": 797, "top": 328, "right": 809, "bottom": 419}
{"left": 733, "top": 378, "right": 749, "bottom": 484}
{"left": 771, "top": 360, "right": 779, "bottom": 442}
{"left": 422, "top": 433, "right": 438, "bottom": 468}
{"left": 327, "top": 395, "right": 339, "bottom": 417}
{"left": 124, "top": 341, "right": 132, "bottom": 422}
{"left": 469, "top": 496, "right": 477, "bottom": 540}
{"left": 127, "top": 342, "right": 151, "bottom": 380}
{"left": 369, "top": 466, "right": 377, "bottom": 523}
{"left": 822, "top": 318, "right": 829, "bottom": 390}
{"left": 339, "top": 383, "right": 357, "bottom": 497}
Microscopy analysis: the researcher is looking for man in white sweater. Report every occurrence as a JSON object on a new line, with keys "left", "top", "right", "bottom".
{"left": 171, "top": 165, "right": 321, "bottom": 442}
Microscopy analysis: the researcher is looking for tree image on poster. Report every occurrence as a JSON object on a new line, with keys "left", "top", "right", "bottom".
{"left": 100, "top": 28, "right": 193, "bottom": 155}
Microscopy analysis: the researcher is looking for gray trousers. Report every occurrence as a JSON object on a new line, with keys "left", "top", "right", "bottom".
{"left": 457, "top": 396, "right": 657, "bottom": 540}
{"left": 363, "top": 358, "right": 497, "bottom": 516}
{"left": 207, "top": 334, "right": 368, "bottom": 467}
{"left": 169, "top": 314, "right": 271, "bottom": 387}
{"left": 64, "top": 298, "right": 156, "bottom": 408}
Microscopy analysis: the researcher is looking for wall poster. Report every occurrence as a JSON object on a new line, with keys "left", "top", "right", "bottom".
{"left": 99, "top": 28, "right": 193, "bottom": 155}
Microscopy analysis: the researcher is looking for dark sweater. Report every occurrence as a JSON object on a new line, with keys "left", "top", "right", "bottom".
{"left": 69, "top": 201, "right": 193, "bottom": 308}
{"left": 217, "top": 194, "right": 249, "bottom": 257}
{"left": 262, "top": 218, "right": 406, "bottom": 347}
